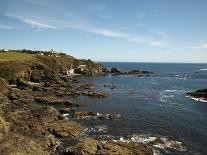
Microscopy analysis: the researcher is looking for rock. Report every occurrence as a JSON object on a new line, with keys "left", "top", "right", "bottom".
{"left": 60, "top": 108, "right": 74, "bottom": 114}
{"left": 50, "top": 120, "right": 84, "bottom": 138}
{"left": 0, "top": 116, "right": 10, "bottom": 141}
{"left": 64, "top": 137, "right": 153, "bottom": 155}
{"left": 34, "top": 96, "right": 65, "bottom": 105}
{"left": 74, "top": 111, "right": 121, "bottom": 120}
{"left": 16, "top": 78, "right": 30, "bottom": 90}
{"left": 111, "top": 67, "right": 122, "bottom": 74}
{"left": 30, "top": 69, "right": 42, "bottom": 83}
{"left": 82, "top": 91, "right": 108, "bottom": 98}
{"left": 80, "top": 84, "right": 95, "bottom": 89}
{"left": 64, "top": 100, "right": 81, "bottom": 107}
{"left": 148, "top": 137, "right": 165, "bottom": 145}
{"left": 32, "top": 85, "right": 42, "bottom": 91}
{"left": 103, "top": 84, "right": 117, "bottom": 89}
{"left": 0, "top": 78, "right": 9, "bottom": 96}
{"left": 187, "top": 88, "right": 207, "bottom": 101}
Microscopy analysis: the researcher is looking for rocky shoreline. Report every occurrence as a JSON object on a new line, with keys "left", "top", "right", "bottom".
{"left": 0, "top": 50, "right": 156, "bottom": 155}
{"left": 0, "top": 50, "right": 186, "bottom": 154}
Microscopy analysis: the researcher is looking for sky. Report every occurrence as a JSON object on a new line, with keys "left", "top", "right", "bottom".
{"left": 0, "top": 0, "right": 207, "bottom": 63}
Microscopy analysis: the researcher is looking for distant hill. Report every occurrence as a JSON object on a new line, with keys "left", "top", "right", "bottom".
{"left": 0, "top": 49, "right": 106, "bottom": 83}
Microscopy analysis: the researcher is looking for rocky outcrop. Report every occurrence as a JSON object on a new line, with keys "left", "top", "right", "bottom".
{"left": 111, "top": 67, "right": 122, "bottom": 74}
{"left": 63, "top": 137, "right": 153, "bottom": 155}
{"left": 110, "top": 68, "right": 153, "bottom": 77}
{"left": 74, "top": 111, "right": 121, "bottom": 120}
{"left": 0, "top": 50, "right": 107, "bottom": 83}
{"left": 187, "top": 88, "right": 207, "bottom": 102}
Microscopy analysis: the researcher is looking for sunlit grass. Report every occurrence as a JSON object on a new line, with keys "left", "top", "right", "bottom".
{"left": 0, "top": 52, "right": 32, "bottom": 61}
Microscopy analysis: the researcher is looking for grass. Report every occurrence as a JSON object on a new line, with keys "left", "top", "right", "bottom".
{"left": 0, "top": 52, "right": 32, "bottom": 61}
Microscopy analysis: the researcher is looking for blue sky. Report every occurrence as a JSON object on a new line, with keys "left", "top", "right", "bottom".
{"left": 0, "top": 0, "right": 207, "bottom": 62}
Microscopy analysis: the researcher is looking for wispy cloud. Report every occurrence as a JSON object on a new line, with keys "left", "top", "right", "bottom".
{"left": 194, "top": 43, "right": 207, "bottom": 49}
{"left": 5, "top": 12, "right": 60, "bottom": 29}
{"left": 0, "top": 24, "right": 13, "bottom": 30}
{"left": 149, "top": 40, "right": 167, "bottom": 47}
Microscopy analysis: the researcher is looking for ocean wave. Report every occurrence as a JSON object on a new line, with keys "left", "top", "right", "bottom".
{"left": 96, "top": 134, "right": 186, "bottom": 154}
{"left": 199, "top": 69, "right": 207, "bottom": 71}
{"left": 159, "top": 89, "right": 186, "bottom": 105}
{"left": 163, "top": 89, "right": 186, "bottom": 93}
{"left": 130, "top": 134, "right": 186, "bottom": 152}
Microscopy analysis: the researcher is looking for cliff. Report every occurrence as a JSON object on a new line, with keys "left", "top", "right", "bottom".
{"left": 0, "top": 50, "right": 106, "bottom": 83}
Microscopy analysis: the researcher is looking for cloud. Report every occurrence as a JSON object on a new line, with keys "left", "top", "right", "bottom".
{"left": 0, "top": 24, "right": 13, "bottom": 30}
{"left": 149, "top": 40, "right": 167, "bottom": 47}
{"left": 5, "top": 12, "right": 60, "bottom": 29}
{"left": 194, "top": 43, "right": 207, "bottom": 49}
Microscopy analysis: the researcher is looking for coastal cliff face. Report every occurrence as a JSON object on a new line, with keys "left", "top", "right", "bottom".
{"left": 0, "top": 50, "right": 106, "bottom": 83}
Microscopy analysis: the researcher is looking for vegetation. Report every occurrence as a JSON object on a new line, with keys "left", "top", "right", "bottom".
{"left": 0, "top": 49, "right": 105, "bottom": 82}
{"left": 0, "top": 52, "right": 32, "bottom": 61}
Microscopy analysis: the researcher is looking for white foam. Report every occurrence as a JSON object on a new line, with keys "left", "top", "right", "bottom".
{"left": 186, "top": 96, "right": 207, "bottom": 103}
{"left": 200, "top": 69, "right": 207, "bottom": 71}
{"left": 63, "top": 113, "right": 69, "bottom": 116}
{"left": 130, "top": 134, "right": 186, "bottom": 152}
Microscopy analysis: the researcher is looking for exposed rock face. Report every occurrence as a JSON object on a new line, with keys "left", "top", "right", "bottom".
{"left": 110, "top": 68, "right": 153, "bottom": 76}
{"left": 111, "top": 67, "right": 122, "bottom": 74}
{"left": 82, "top": 91, "right": 108, "bottom": 98}
{"left": 64, "top": 137, "right": 153, "bottom": 155}
{"left": 187, "top": 88, "right": 207, "bottom": 102}
{"left": 0, "top": 78, "right": 9, "bottom": 96}
{"left": 79, "top": 84, "right": 96, "bottom": 89}
{"left": 0, "top": 50, "right": 106, "bottom": 83}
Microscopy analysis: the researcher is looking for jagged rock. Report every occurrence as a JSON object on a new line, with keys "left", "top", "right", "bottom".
{"left": 60, "top": 108, "right": 74, "bottom": 114}
{"left": 63, "top": 137, "right": 153, "bottom": 155}
{"left": 74, "top": 111, "right": 121, "bottom": 120}
{"left": 103, "top": 84, "right": 117, "bottom": 89}
{"left": 80, "top": 84, "right": 95, "bottom": 89}
{"left": 50, "top": 120, "right": 84, "bottom": 138}
{"left": 111, "top": 67, "right": 122, "bottom": 74}
{"left": 32, "top": 85, "right": 43, "bottom": 91}
{"left": 82, "top": 91, "right": 108, "bottom": 98}
{"left": 16, "top": 78, "right": 30, "bottom": 90}
{"left": 187, "top": 88, "right": 207, "bottom": 101}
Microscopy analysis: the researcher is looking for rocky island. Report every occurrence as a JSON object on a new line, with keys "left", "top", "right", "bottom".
{"left": 187, "top": 88, "right": 207, "bottom": 102}
{"left": 0, "top": 50, "right": 159, "bottom": 155}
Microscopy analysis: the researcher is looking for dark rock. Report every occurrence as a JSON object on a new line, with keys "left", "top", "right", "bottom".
{"left": 103, "top": 84, "right": 117, "bottom": 89}
{"left": 111, "top": 67, "right": 122, "bottom": 74}
{"left": 82, "top": 91, "right": 108, "bottom": 98}
{"left": 16, "top": 78, "right": 30, "bottom": 90}
{"left": 32, "top": 85, "right": 42, "bottom": 91}
{"left": 60, "top": 108, "right": 74, "bottom": 114}
{"left": 187, "top": 88, "right": 207, "bottom": 101}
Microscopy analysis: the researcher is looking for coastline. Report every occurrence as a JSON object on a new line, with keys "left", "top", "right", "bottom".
{"left": 0, "top": 50, "right": 206, "bottom": 154}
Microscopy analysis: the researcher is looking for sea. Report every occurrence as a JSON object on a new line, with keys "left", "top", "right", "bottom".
{"left": 69, "top": 62, "right": 207, "bottom": 155}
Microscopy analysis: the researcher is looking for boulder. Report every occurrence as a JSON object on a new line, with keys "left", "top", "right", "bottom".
{"left": 111, "top": 67, "right": 122, "bottom": 74}
{"left": 187, "top": 88, "right": 207, "bottom": 100}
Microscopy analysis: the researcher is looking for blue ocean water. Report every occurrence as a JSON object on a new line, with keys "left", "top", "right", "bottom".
{"left": 72, "top": 63, "right": 207, "bottom": 154}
